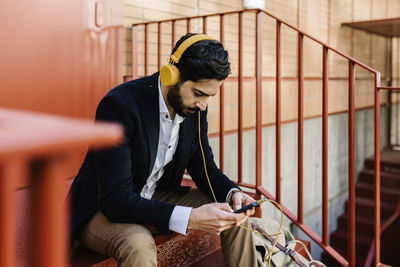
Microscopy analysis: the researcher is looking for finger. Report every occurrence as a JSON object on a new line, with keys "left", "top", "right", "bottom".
{"left": 233, "top": 194, "right": 243, "bottom": 211}
{"left": 219, "top": 223, "right": 236, "bottom": 233}
{"left": 217, "top": 202, "right": 234, "bottom": 213}
{"left": 244, "top": 207, "right": 255, "bottom": 217}
{"left": 218, "top": 210, "right": 245, "bottom": 223}
{"left": 242, "top": 196, "right": 256, "bottom": 206}
{"left": 235, "top": 215, "right": 248, "bottom": 227}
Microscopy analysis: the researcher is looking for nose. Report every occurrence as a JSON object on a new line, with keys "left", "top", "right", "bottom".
{"left": 195, "top": 100, "right": 207, "bottom": 111}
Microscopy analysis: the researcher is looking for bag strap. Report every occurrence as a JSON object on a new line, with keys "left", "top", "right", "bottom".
{"left": 251, "top": 223, "right": 307, "bottom": 267}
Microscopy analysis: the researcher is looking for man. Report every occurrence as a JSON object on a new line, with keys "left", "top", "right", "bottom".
{"left": 69, "top": 33, "right": 258, "bottom": 266}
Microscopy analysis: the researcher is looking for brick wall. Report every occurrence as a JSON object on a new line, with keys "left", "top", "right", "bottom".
{"left": 123, "top": 0, "right": 400, "bottom": 134}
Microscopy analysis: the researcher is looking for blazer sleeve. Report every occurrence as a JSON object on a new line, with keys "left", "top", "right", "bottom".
{"left": 186, "top": 109, "right": 239, "bottom": 202}
{"left": 94, "top": 93, "right": 175, "bottom": 234}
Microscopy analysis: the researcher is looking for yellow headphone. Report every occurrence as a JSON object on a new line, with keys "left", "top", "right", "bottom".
{"left": 160, "top": 34, "right": 214, "bottom": 86}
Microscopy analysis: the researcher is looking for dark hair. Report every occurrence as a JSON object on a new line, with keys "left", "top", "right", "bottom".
{"left": 171, "top": 33, "right": 231, "bottom": 83}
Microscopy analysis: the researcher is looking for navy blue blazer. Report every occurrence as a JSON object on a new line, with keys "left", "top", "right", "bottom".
{"left": 68, "top": 72, "right": 238, "bottom": 242}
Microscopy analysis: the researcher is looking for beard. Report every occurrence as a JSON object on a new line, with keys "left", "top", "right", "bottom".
{"left": 167, "top": 84, "right": 199, "bottom": 117}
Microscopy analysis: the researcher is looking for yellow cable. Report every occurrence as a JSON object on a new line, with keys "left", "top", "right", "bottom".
{"left": 197, "top": 111, "right": 284, "bottom": 267}
{"left": 198, "top": 111, "right": 218, "bottom": 203}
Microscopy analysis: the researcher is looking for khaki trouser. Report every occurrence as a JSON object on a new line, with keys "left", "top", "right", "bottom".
{"left": 80, "top": 188, "right": 257, "bottom": 267}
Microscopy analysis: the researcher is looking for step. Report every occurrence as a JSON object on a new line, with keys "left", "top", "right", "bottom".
{"left": 321, "top": 249, "right": 367, "bottom": 267}
{"left": 330, "top": 229, "right": 372, "bottom": 257}
{"left": 355, "top": 182, "right": 400, "bottom": 205}
{"left": 345, "top": 197, "right": 396, "bottom": 221}
{"left": 337, "top": 213, "right": 376, "bottom": 235}
{"left": 365, "top": 149, "right": 400, "bottom": 173}
{"left": 358, "top": 169, "right": 400, "bottom": 189}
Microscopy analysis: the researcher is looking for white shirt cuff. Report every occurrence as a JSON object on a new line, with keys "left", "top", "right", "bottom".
{"left": 226, "top": 188, "right": 241, "bottom": 202}
{"left": 169, "top": 205, "right": 192, "bottom": 235}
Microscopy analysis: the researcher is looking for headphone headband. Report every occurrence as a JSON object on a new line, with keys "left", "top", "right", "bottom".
{"left": 170, "top": 34, "right": 214, "bottom": 64}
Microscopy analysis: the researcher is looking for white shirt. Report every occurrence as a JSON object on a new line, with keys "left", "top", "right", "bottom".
{"left": 140, "top": 77, "right": 191, "bottom": 235}
{"left": 140, "top": 76, "right": 238, "bottom": 234}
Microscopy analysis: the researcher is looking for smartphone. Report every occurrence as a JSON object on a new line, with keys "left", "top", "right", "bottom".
{"left": 233, "top": 201, "right": 260, "bottom": 214}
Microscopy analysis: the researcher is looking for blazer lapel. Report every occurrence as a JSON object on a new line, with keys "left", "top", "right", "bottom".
{"left": 138, "top": 73, "right": 160, "bottom": 177}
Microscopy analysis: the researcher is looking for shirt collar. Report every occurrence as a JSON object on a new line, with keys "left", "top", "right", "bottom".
{"left": 158, "top": 76, "right": 184, "bottom": 123}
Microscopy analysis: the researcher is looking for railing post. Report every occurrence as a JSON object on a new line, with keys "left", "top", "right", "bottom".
{"left": 297, "top": 32, "right": 304, "bottom": 224}
{"left": 203, "top": 16, "right": 207, "bottom": 34}
{"left": 322, "top": 46, "right": 329, "bottom": 246}
{"left": 144, "top": 23, "right": 148, "bottom": 76}
{"left": 238, "top": 12, "right": 243, "bottom": 184}
{"left": 276, "top": 20, "right": 282, "bottom": 204}
{"left": 255, "top": 11, "right": 263, "bottom": 197}
{"left": 0, "top": 160, "right": 21, "bottom": 267}
{"left": 131, "top": 26, "right": 138, "bottom": 79}
{"left": 348, "top": 61, "right": 356, "bottom": 267}
{"left": 171, "top": 20, "right": 175, "bottom": 49}
{"left": 186, "top": 18, "right": 191, "bottom": 33}
{"left": 30, "top": 157, "right": 68, "bottom": 267}
{"left": 0, "top": 108, "right": 122, "bottom": 267}
{"left": 374, "top": 72, "right": 381, "bottom": 267}
{"left": 158, "top": 22, "right": 162, "bottom": 70}
{"left": 219, "top": 14, "right": 224, "bottom": 172}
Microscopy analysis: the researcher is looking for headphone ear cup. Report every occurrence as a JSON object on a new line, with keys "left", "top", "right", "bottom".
{"left": 160, "top": 64, "right": 179, "bottom": 86}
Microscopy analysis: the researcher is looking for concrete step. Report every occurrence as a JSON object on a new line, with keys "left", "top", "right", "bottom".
{"left": 365, "top": 149, "right": 400, "bottom": 173}
{"left": 321, "top": 249, "right": 367, "bottom": 267}
{"left": 337, "top": 213, "right": 376, "bottom": 235}
{"left": 358, "top": 169, "right": 400, "bottom": 189}
{"left": 355, "top": 182, "right": 400, "bottom": 205}
{"left": 344, "top": 197, "right": 396, "bottom": 221}
{"left": 330, "top": 228, "right": 372, "bottom": 259}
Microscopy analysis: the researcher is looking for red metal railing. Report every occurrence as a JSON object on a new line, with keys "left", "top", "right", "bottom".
{"left": 388, "top": 89, "right": 400, "bottom": 148}
{"left": 364, "top": 200, "right": 400, "bottom": 267}
{"left": 0, "top": 108, "right": 122, "bottom": 267}
{"left": 131, "top": 9, "right": 399, "bottom": 266}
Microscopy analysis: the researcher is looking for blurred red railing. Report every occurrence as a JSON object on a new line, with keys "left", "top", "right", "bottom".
{"left": 0, "top": 108, "right": 122, "bottom": 267}
{"left": 130, "top": 9, "right": 399, "bottom": 266}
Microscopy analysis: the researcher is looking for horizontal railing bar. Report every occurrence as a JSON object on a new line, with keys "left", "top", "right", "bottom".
{"left": 378, "top": 86, "right": 400, "bottom": 90}
{"left": 259, "top": 9, "right": 379, "bottom": 74}
{"left": 257, "top": 186, "right": 349, "bottom": 266}
{"left": 237, "top": 182, "right": 257, "bottom": 189}
{"left": 224, "top": 76, "right": 379, "bottom": 82}
{"left": 131, "top": 8, "right": 379, "bottom": 75}
{"left": 207, "top": 102, "right": 389, "bottom": 139}
{"left": 131, "top": 9, "right": 257, "bottom": 26}
{"left": 126, "top": 75, "right": 381, "bottom": 82}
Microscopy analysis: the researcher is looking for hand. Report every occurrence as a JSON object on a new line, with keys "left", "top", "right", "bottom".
{"left": 188, "top": 203, "right": 248, "bottom": 235}
{"left": 229, "top": 191, "right": 256, "bottom": 217}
